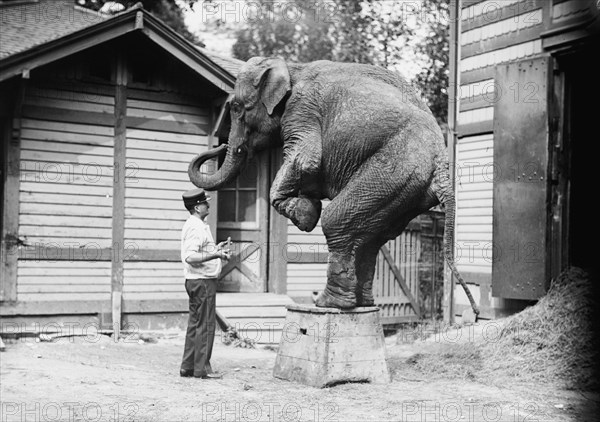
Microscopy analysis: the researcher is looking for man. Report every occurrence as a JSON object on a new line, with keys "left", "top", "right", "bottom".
{"left": 180, "top": 188, "right": 230, "bottom": 379}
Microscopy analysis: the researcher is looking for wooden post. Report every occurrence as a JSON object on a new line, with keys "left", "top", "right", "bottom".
{"left": 268, "top": 149, "right": 287, "bottom": 294}
{"left": 1, "top": 77, "right": 27, "bottom": 303}
{"left": 443, "top": 0, "right": 461, "bottom": 324}
{"left": 206, "top": 101, "right": 219, "bottom": 239}
{"left": 111, "top": 54, "right": 127, "bottom": 337}
{"left": 258, "top": 151, "right": 270, "bottom": 292}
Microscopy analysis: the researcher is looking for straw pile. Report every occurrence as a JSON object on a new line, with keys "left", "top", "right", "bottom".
{"left": 481, "top": 267, "right": 598, "bottom": 389}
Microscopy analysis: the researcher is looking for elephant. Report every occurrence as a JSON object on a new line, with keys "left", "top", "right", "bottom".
{"left": 188, "top": 57, "right": 479, "bottom": 315}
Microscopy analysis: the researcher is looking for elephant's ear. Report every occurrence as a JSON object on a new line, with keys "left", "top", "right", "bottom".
{"left": 253, "top": 58, "right": 291, "bottom": 115}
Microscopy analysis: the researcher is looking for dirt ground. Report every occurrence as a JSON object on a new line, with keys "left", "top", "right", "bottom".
{"left": 1, "top": 326, "right": 598, "bottom": 422}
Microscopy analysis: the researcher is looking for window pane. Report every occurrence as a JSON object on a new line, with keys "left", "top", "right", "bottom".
{"left": 237, "top": 191, "right": 257, "bottom": 222}
{"left": 218, "top": 191, "right": 236, "bottom": 222}
{"left": 238, "top": 161, "right": 258, "bottom": 188}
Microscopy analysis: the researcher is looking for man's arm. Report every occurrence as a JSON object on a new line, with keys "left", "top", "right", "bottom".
{"left": 185, "top": 249, "right": 229, "bottom": 267}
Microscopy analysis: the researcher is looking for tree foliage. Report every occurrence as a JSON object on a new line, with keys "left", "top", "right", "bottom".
{"left": 414, "top": 0, "right": 450, "bottom": 125}
{"left": 231, "top": 0, "right": 412, "bottom": 66}
{"left": 78, "top": 0, "right": 199, "bottom": 44}
{"left": 230, "top": 0, "right": 448, "bottom": 123}
{"left": 78, "top": 0, "right": 450, "bottom": 123}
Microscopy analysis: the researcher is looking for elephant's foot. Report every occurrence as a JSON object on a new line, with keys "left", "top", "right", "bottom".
{"left": 356, "top": 287, "right": 375, "bottom": 307}
{"left": 279, "top": 196, "right": 321, "bottom": 232}
{"left": 315, "top": 251, "right": 357, "bottom": 309}
{"left": 315, "top": 288, "right": 355, "bottom": 309}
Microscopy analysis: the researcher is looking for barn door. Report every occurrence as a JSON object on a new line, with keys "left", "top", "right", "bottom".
{"left": 373, "top": 222, "right": 422, "bottom": 322}
{"left": 492, "top": 57, "right": 552, "bottom": 300}
{"left": 216, "top": 150, "right": 269, "bottom": 292}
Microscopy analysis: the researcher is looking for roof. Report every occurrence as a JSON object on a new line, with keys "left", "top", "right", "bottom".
{"left": 197, "top": 47, "right": 243, "bottom": 77}
{"left": 0, "top": 0, "right": 239, "bottom": 88}
{"left": 0, "top": 0, "right": 110, "bottom": 60}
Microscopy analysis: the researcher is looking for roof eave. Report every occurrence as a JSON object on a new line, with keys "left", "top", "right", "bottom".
{"left": 0, "top": 8, "right": 236, "bottom": 90}
{"left": 0, "top": 9, "right": 136, "bottom": 82}
{"left": 140, "top": 12, "right": 235, "bottom": 90}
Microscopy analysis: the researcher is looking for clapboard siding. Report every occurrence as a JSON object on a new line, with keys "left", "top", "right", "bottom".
{"left": 552, "top": 0, "right": 591, "bottom": 23}
{"left": 455, "top": 134, "right": 494, "bottom": 275}
{"left": 18, "top": 85, "right": 115, "bottom": 250}
{"left": 461, "top": 39, "right": 542, "bottom": 72}
{"left": 458, "top": 107, "right": 494, "bottom": 126}
{"left": 123, "top": 94, "right": 210, "bottom": 251}
{"left": 16, "top": 261, "right": 111, "bottom": 301}
{"left": 122, "top": 261, "right": 186, "bottom": 300}
{"left": 287, "top": 263, "right": 327, "bottom": 298}
{"left": 462, "top": 8, "right": 543, "bottom": 47}
{"left": 458, "top": 2, "right": 544, "bottom": 138}
{"left": 285, "top": 201, "right": 329, "bottom": 298}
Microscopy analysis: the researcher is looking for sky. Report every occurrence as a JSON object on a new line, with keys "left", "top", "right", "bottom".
{"left": 177, "top": 0, "right": 240, "bottom": 56}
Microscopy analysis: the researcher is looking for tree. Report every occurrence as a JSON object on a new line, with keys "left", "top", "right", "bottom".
{"left": 78, "top": 0, "right": 199, "bottom": 44}
{"left": 231, "top": 0, "right": 411, "bottom": 66}
{"left": 231, "top": 1, "right": 335, "bottom": 62}
{"left": 414, "top": 0, "right": 449, "bottom": 125}
{"left": 229, "top": 0, "right": 448, "bottom": 124}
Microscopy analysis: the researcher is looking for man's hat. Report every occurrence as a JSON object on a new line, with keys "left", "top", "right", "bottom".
{"left": 182, "top": 188, "right": 211, "bottom": 208}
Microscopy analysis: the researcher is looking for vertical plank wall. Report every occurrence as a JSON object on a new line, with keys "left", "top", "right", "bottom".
{"left": 17, "top": 78, "right": 115, "bottom": 303}
{"left": 455, "top": 0, "right": 546, "bottom": 315}
{"left": 122, "top": 88, "right": 211, "bottom": 303}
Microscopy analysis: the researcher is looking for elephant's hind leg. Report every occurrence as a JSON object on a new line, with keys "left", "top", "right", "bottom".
{"left": 315, "top": 250, "right": 358, "bottom": 309}
{"left": 355, "top": 238, "right": 387, "bottom": 307}
{"left": 317, "top": 145, "right": 429, "bottom": 309}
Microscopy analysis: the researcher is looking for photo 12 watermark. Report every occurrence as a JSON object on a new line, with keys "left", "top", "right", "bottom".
{"left": 199, "top": 400, "right": 339, "bottom": 422}
{"left": 0, "top": 401, "right": 139, "bottom": 422}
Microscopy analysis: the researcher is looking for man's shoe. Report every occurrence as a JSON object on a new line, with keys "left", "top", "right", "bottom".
{"left": 197, "top": 373, "right": 223, "bottom": 379}
{"left": 180, "top": 369, "right": 194, "bottom": 377}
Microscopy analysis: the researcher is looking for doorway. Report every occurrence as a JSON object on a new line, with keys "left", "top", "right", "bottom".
{"left": 562, "top": 39, "right": 600, "bottom": 282}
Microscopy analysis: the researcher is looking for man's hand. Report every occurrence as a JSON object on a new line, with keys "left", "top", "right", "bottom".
{"left": 217, "top": 237, "right": 232, "bottom": 260}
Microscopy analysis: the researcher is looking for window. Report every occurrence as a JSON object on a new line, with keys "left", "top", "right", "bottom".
{"left": 218, "top": 162, "right": 258, "bottom": 224}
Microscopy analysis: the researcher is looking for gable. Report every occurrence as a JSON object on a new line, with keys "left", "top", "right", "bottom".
{"left": 0, "top": 0, "right": 236, "bottom": 92}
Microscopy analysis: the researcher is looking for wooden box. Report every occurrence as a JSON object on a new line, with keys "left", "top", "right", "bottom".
{"left": 273, "top": 304, "right": 391, "bottom": 387}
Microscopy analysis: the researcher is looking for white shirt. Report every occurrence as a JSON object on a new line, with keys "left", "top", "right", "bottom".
{"left": 181, "top": 215, "right": 222, "bottom": 279}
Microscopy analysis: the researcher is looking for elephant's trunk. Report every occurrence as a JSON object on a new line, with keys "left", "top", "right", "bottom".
{"left": 188, "top": 144, "right": 246, "bottom": 191}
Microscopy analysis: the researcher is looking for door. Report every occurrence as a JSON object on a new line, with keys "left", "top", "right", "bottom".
{"left": 492, "top": 57, "right": 552, "bottom": 300}
{"left": 216, "top": 150, "right": 270, "bottom": 292}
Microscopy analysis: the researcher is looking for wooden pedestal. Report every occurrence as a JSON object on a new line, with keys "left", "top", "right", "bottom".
{"left": 273, "top": 304, "right": 391, "bottom": 387}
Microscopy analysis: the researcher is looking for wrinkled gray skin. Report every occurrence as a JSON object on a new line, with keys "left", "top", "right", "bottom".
{"left": 189, "top": 57, "right": 479, "bottom": 313}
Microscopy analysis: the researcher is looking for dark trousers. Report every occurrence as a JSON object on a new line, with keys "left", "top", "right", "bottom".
{"left": 181, "top": 278, "right": 217, "bottom": 377}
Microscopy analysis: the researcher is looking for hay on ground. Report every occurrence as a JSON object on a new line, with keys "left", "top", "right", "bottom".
{"left": 480, "top": 267, "right": 597, "bottom": 389}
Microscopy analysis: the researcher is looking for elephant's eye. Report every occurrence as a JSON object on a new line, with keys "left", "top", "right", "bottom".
{"left": 231, "top": 102, "right": 242, "bottom": 115}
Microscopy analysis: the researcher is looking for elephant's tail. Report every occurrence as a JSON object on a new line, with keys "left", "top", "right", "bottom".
{"left": 434, "top": 159, "right": 480, "bottom": 318}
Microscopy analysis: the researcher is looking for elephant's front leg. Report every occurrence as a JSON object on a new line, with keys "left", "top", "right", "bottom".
{"left": 270, "top": 148, "right": 322, "bottom": 232}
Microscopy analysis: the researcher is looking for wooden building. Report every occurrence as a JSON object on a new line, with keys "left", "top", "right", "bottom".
{"left": 1, "top": 0, "right": 439, "bottom": 340}
{"left": 448, "top": 0, "right": 599, "bottom": 320}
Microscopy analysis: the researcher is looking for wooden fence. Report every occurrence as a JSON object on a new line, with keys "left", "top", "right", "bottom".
{"left": 374, "top": 211, "right": 445, "bottom": 323}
